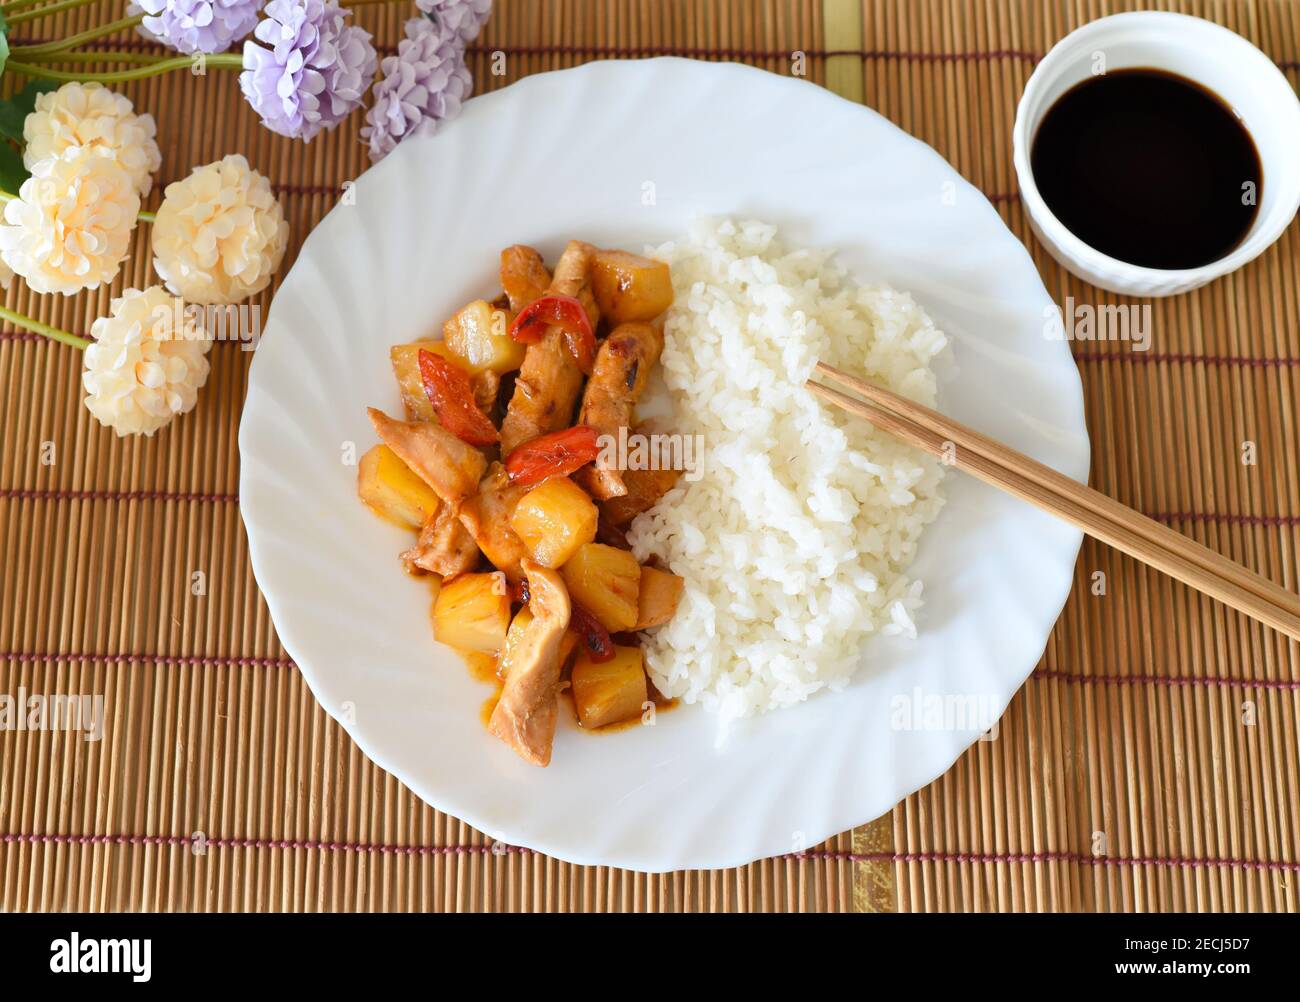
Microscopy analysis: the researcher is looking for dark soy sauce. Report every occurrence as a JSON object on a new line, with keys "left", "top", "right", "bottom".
{"left": 1030, "top": 69, "right": 1262, "bottom": 270}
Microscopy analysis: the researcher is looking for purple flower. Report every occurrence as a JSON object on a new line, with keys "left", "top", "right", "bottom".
{"left": 415, "top": 0, "right": 492, "bottom": 47}
{"left": 135, "top": 0, "right": 264, "bottom": 55}
{"left": 361, "top": 18, "right": 472, "bottom": 163}
{"left": 240, "top": 0, "right": 377, "bottom": 141}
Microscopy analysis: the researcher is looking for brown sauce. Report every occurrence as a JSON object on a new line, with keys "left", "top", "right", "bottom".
{"left": 461, "top": 650, "right": 501, "bottom": 685}
{"left": 479, "top": 690, "right": 501, "bottom": 729}
{"left": 463, "top": 652, "right": 504, "bottom": 730}
{"left": 1030, "top": 68, "right": 1261, "bottom": 269}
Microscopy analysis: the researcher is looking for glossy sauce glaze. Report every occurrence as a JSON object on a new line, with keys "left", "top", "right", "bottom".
{"left": 1030, "top": 69, "right": 1261, "bottom": 270}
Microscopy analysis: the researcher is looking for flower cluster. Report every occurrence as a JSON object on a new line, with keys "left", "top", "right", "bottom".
{"left": 1, "top": 83, "right": 158, "bottom": 296}
{"left": 1, "top": 1, "right": 498, "bottom": 438}
{"left": 240, "top": 0, "right": 378, "bottom": 141}
{"left": 0, "top": 146, "right": 141, "bottom": 296}
{"left": 136, "top": 0, "right": 265, "bottom": 55}
{"left": 361, "top": 17, "right": 473, "bottom": 162}
{"left": 151, "top": 154, "right": 289, "bottom": 304}
{"left": 416, "top": 0, "right": 493, "bottom": 46}
{"left": 236, "top": 0, "right": 485, "bottom": 159}
{"left": 82, "top": 286, "right": 212, "bottom": 437}
{"left": 24, "top": 82, "right": 162, "bottom": 196}
{"left": 1, "top": 81, "right": 290, "bottom": 436}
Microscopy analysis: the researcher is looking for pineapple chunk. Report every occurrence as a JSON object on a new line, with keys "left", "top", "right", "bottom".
{"left": 390, "top": 340, "right": 458, "bottom": 422}
{"left": 509, "top": 476, "right": 598, "bottom": 569}
{"left": 561, "top": 543, "right": 640, "bottom": 632}
{"left": 433, "top": 572, "right": 510, "bottom": 653}
{"left": 443, "top": 299, "right": 525, "bottom": 375}
{"left": 357, "top": 444, "right": 441, "bottom": 529}
{"left": 571, "top": 645, "right": 648, "bottom": 729}
{"left": 590, "top": 250, "right": 674, "bottom": 323}
{"left": 424, "top": 575, "right": 443, "bottom": 630}
{"left": 634, "top": 566, "right": 684, "bottom": 629}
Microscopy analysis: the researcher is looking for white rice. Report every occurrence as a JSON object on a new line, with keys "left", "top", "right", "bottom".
{"left": 627, "top": 218, "right": 948, "bottom": 721}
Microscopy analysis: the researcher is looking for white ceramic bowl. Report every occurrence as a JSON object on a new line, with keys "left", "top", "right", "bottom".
{"left": 1013, "top": 12, "right": 1300, "bottom": 297}
{"left": 240, "top": 59, "right": 1090, "bottom": 870}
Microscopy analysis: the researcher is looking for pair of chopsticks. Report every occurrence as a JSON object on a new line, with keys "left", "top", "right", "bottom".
{"left": 808, "top": 362, "right": 1300, "bottom": 643}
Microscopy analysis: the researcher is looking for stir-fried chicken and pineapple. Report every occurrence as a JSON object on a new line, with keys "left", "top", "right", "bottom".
{"left": 357, "top": 241, "right": 685, "bottom": 766}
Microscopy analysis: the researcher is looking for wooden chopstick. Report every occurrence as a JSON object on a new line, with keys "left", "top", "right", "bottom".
{"left": 808, "top": 363, "right": 1300, "bottom": 643}
{"left": 815, "top": 361, "right": 1300, "bottom": 620}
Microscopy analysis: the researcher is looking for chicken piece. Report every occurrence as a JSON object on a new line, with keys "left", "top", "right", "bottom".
{"left": 457, "top": 464, "right": 531, "bottom": 583}
{"left": 499, "top": 241, "right": 599, "bottom": 455}
{"left": 471, "top": 369, "right": 500, "bottom": 414}
{"left": 367, "top": 408, "right": 487, "bottom": 506}
{"left": 596, "top": 515, "right": 631, "bottom": 549}
{"left": 595, "top": 419, "right": 682, "bottom": 525}
{"left": 489, "top": 560, "right": 572, "bottom": 766}
{"left": 547, "top": 240, "right": 600, "bottom": 325}
{"left": 633, "top": 566, "right": 684, "bottom": 629}
{"left": 401, "top": 502, "right": 480, "bottom": 577}
{"left": 500, "top": 245, "right": 552, "bottom": 313}
{"left": 498, "top": 330, "right": 584, "bottom": 456}
{"left": 600, "top": 465, "right": 682, "bottom": 527}
{"left": 574, "top": 321, "right": 663, "bottom": 499}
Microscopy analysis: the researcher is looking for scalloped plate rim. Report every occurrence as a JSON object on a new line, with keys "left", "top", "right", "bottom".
{"left": 239, "top": 57, "right": 1089, "bottom": 872}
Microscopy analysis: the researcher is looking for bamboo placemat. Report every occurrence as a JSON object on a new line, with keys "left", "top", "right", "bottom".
{"left": 1, "top": 0, "right": 1296, "bottom": 913}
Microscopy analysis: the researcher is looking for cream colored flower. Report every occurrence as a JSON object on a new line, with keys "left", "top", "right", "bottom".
{"left": 82, "top": 286, "right": 211, "bottom": 437}
{"left": 0, "top": 148, "right": 140, "bottom": 296}
{"left": 0, "top": 259, "right": 12, "bottom": 290}
{"left": 151, "top": 154, "right": 289, "bottom": 305}
{"left": 24, "top": 81, "right": 162, "bottom": 196}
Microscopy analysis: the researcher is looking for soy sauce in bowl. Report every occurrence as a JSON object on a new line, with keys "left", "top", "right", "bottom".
{"left": 1030, "top": 69, "right": 1262, "bottom": 270}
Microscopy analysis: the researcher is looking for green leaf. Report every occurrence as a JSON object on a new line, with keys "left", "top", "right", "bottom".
{"left": 0, "top": 142, "right": 26, "bottom": 195}
{"left": 0, "top": 26, "right": 8, "bottom": 82}
{"left": 0, "top": 79, "right": 57, "bottom": 144}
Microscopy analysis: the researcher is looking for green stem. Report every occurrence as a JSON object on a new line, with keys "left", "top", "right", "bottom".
{"left": 5, "top": 53, "right": 243, "bottom": 82}
{"left": 26, "top": 49, "right": 172, "bottom": 66}
{"left": 6, "top": 0, "right": 102, "bottom": 25}
{"left": 0, "top": 303, "right": 90, "bottom": 351}
{"left": 0, "top": 0, "right": 66, "bottom": 13}
{"left": 9, "top": 14, "right": 145, "bottom": 57}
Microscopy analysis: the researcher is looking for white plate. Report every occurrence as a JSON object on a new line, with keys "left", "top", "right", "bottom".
{"left": 239, "top": 58, "right": 1089, "bottom": 871}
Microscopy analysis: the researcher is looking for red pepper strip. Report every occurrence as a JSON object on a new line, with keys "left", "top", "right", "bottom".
{"left": 504, "top": 425, "right": 601, "bottom": 487}
{"left": 560, "top": 326, "right": 597, "bottom": 376}
{"left": 570, "top": 602, "right": 615, "bottom": 663}
{"left": 507, "top": 293, "right": 596, "bottom": 374}
{"left": 418, "top": 349, "right": 499, "bottom": 447}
